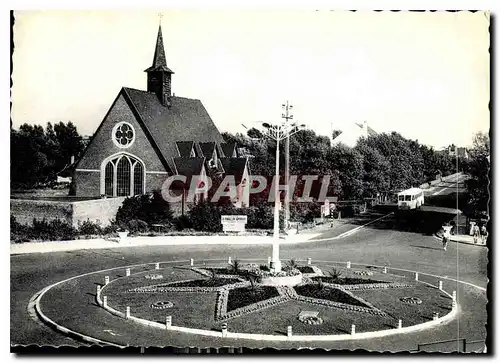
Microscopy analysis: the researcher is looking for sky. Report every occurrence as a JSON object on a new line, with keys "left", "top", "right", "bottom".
{"left": 11, "top": 10, "right": 490, "bottom": 149}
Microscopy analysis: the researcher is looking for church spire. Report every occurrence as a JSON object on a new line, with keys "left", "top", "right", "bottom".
{"left": 145, "top": 24, "right": 174, "bottom": 106}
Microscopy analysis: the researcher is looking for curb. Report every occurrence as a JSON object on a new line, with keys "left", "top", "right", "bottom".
{"left": 57, "top": 260, "right": 457, "bottom": 343}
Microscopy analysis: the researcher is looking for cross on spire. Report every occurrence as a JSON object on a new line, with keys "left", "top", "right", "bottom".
{"left": 158, "top": 12, "right": 163, "bottom": 26}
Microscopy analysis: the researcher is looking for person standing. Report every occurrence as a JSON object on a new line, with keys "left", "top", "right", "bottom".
{"left": 473, "top": 224, "right": 480, "bottom": 244}
{"left": 442, "top": 225, "right": 451, "bottom": 251}
{"left": 481, "top": 224, "right": 488, "bottom": 244}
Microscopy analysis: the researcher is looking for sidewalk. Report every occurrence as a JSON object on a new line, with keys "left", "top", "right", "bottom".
{"left": 434, "top": 232, "right": 487, "bottom": 247}
{"left": 10, "top": 213, "right": 387, "bottom": 256}
{"left": 10, "top": 229, "right": 324, "bottom": 255}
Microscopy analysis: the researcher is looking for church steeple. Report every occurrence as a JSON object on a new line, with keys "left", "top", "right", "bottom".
{"left": 145, "top": 25, "right": 174, "bottom": 106}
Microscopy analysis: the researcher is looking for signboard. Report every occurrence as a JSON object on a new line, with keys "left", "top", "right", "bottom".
{"left": 221, "top": 215, "right": 247, "bottom": 233}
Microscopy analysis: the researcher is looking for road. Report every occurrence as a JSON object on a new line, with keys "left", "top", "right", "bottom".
{"left": 424, "top": 173, "right": 467, "bottom": 198}
{"left": 11, "top": 212, "right": 488, "bottom": 352}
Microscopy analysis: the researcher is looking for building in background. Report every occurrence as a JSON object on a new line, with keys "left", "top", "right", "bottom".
{"left": 73, "top": 25, "right": 250, "bottom": 211}
{"left": 331, "top": 120, "right": 377, "bottom": 147}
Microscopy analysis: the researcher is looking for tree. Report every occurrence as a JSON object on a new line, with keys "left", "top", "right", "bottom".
{"left": 355, "top": 140, "right": 390, "bottom": 199}
{"left": 464, "top": 132, "right": 490, "bottom": 216}
{"left": 331, "top": 129, "right": 342, "bottom": 140}
{"left": 327, "top": 144, "right": 364, "bottom": 200}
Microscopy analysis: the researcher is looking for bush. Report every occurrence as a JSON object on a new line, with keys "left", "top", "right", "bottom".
{"left": 11, "top": 218, "right": 77, "bottom": 242}
{"left": 116, "top": 190, "right": 174, "bottom": 227}
{"left": 188, "top": 200, "right": 227, "bottom": 232}
{"left": 127, "top": 219, "right": 149, "bottom": 234}
{"left": 173, "top": 215, "right": 192, "bottom": 231}
{"left": 78, "top": 220, "right": 103, "bottom": 236}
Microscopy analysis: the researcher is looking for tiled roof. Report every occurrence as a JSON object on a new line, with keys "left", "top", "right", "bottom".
{"left": 144, "top": 25, "right": 174, "bottom": 74}
{"left": 199, "top": 142, "right": 216, "bottom": 159}
{"left": 123, "top": 87, "right": 225, "bottom": 171}
{"left": 220, "top": 157, "right": 248, "bottom": 184}
{"left": 220, "top": 142, "right": 236, "bottom": 158}
{"left": 176, "top": 141, "right": 194, "bottom": 157}
{"left": 355, "top": 123, "right": 377, "bottom": 136}
{"left": 173, "top": 157, "right": 205, "bottom": 186}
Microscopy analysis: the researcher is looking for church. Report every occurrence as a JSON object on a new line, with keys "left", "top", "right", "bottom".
{"left": 74, "top": 25, "right": 250, "bottom": 209}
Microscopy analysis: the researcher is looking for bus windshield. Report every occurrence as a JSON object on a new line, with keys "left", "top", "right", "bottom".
{"left": 405, "top": 195, "right": 411, "bottom": 201}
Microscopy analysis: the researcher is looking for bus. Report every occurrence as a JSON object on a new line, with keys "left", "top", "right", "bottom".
{"left": 397, "top": 188, "right": 425, "bottom": 210}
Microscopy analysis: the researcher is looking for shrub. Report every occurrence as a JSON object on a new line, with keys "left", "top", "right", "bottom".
{"left": 187, "top": 200, "right": 237, "bottom": 232}
{"left": 173, "top": 215, "right": 192, "bottom": 231}
{"left": 127, "top": 219, "right": 149, "bottom": 234}
{"left": 78, "top": 220, "right": 103, "bottom": 236}
{"left": 115, "top": 190, "right": 174, "bottom": 227}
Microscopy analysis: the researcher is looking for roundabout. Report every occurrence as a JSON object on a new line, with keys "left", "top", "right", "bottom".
{"left": 32, "top": 258, "right": 463, "bottom": 346}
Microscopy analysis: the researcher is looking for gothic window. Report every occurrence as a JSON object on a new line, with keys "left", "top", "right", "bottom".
{"left": 102, "top": 154, "right": 144, "bottom": 197}
{"left": 112, "top": 122, "right": 135, "bottom": 148}
{"left": 104, "top": 162, "right": 114, "bottom": 196}
{"left": 133, "top": 163, "right": 144, "bottom": 196}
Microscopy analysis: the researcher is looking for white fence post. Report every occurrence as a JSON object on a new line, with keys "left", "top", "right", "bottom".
{"left": 190, "top": 258, "right": 194, "bottom": 266}
{"left": 307, "top": 258, "right": 312, "bottom": 265}
{"left": 126, "top": 306, "right": 130, "bottom": 319}
{"left": 287, "top": 326, "right": 292, "bottom": 338}
{"left": 221, "top": 323, "right": 228, "bottom": 338}
{"left": 166, "top": 315, "right": 172, "bottom": 329}
{"left": 155, "top": 262, "right": 160, "bottom": 270}
{"left": 351, "top": 324, "right": 356, "bottom": 335}
{"left": 415, "top": 272, "right": 419, "bottom": 281}
{"left": 104, "top": 276, "right": 110, "bottom": 285}
{"left": 383, "top": 266, "right": 387, "bottom": 274}
{"left": 439, "top": 281, "right": 443, "bottom": 290}
{"left": 126, "top": 268, "right": 131, "bottom": 277}
{"left": 433, "top": 312, "right": 439, "bottom": 320}
{"left": 228, "top": 257, "right": 232, "bottom": 265}
{"left": 347, "top": 261, "right": 351, "bottom": 269}
{"left": 397, "top": 319, "right": 402, "bottom": 329}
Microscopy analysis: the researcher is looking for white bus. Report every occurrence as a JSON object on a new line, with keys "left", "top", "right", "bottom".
{"left": 397, "top": 188, "right": 425, "bottom": 210}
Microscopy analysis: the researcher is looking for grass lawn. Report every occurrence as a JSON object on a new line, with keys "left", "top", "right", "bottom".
{"left": 226, "top": 286, "right": 279, "bottom": 312}
{"left": 294, "top": 284, "right": 369, "bottom": 307}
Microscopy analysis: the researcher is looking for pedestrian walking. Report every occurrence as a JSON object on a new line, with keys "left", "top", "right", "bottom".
{"left": 480, "top": 224, "right": 488, "bottom": 244}
{"left": 442, "top": 225, "right": 451, "bottom": 251}
{"left": 473, "top": 224, "right": 480, "bottom": 244}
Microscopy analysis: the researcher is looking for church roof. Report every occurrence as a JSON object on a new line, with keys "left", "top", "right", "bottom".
{"left": 173, "top": 157, "right": 206, "bottom": 185}
{"left": 176, "top": 141, "right": 194, "bottom": 157}
{"left": 123, "top": 87, "right": 225, "bottom": 171}
{"left": 220, "top": 142, "right": 237, "bottom": 158}
{"left": 219, "top": 157, "right": 248, "bottom": 184}
{"left": 199, "top": 142, "right": 216, "bottom": 158}
{"left": 144, "top": 25, "right": 174, "bottom": 73}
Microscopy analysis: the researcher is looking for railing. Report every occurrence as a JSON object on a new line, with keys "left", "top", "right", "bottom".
{"left": 414, "top": 338, "right": 485, "bottom": 353}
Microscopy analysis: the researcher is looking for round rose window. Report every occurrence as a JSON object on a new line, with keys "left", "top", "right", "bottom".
{"left": 112, "top": 122, "right": 135, "bottom": 148}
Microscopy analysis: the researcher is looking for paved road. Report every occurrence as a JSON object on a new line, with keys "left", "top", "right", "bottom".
{"left": 424, "top": 173, "right": 467, "bottom": 197}
{"left": 11, "top": 212, "right": 488, "bottom": 351}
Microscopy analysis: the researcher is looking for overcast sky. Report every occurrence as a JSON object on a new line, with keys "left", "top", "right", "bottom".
{"left": 11, "top": 10, "right": 489, "bottom": 149}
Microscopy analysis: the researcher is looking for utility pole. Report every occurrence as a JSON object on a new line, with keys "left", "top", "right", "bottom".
{"left": 282, "top": 101, "right": 293, "bottom": 232}
{"left": 261, "top": 119, "right": 305, "bottom": 272}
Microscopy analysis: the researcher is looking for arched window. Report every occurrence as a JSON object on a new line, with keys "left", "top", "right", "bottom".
{"left": 102, "top": 153, "right": 145, "bottom": 197}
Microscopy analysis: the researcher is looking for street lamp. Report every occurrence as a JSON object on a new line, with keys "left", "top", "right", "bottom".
{"left": 261, "top": 119, "right": 305, "bottom": 272}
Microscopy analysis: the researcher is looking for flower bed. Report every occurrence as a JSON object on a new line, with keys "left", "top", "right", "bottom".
{"left": 167, "top": 277, "right": 241, "bottom": 288}
{"left": 294, "top": 284, "right": 369, "bottom": 307}
{"left": 226, "top": 286, "right": 280, "bottom": 312}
